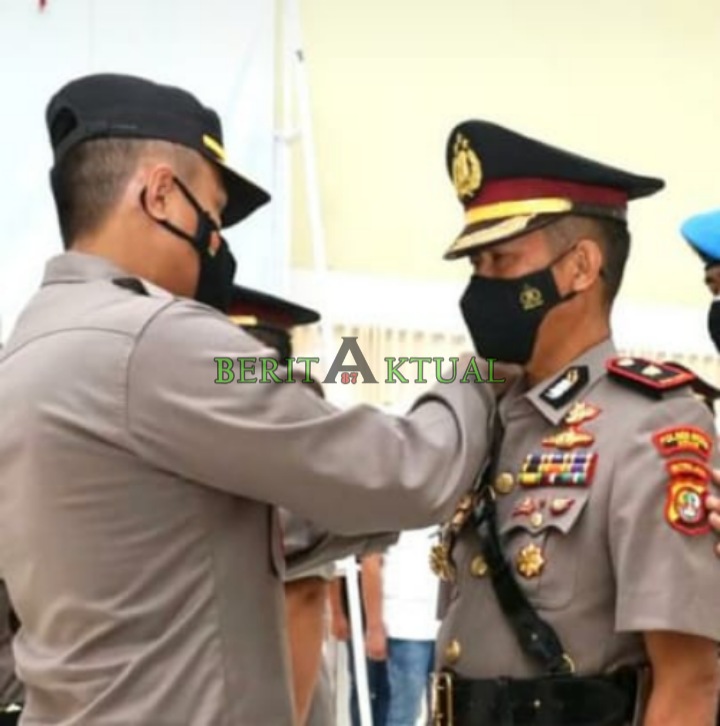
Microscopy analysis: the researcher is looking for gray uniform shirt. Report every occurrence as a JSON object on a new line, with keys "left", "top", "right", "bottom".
{"left": 437, "top": 338, "right": 720, "bottom": 720}
{"left": 0, "top": 252, "right": 494, "bottom": 726}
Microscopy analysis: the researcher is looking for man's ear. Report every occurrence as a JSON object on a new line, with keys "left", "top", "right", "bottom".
{"left": 570, "top": 238, "right": 604, "bottom": 294}
{"left": 140, "top": 164, "right": 176, "bottom": 221}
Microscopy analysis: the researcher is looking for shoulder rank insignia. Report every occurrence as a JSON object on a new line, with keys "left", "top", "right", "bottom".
{"left": 653, "top": 426, "right": 712, "bottom": 462}
{"left": 539, "top": 366, "right": 589, "bottom": 408}
{"left": 606, "top": 357, "right": 695, "bottom": 398}
{"left": 112, "top": 277, "right": 149, "bottom": 296}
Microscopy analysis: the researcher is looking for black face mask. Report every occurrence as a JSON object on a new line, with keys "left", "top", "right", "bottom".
{"left": 460, "top": 246, "right": 578, "bottom": 365}
{"left": 141, "top": 177, "right": 237, "bottom": 312}
{"left": 708, "top": 300, "right": 720, "bottom": 352}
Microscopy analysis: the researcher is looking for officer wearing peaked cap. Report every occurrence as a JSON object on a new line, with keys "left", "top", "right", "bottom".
{"left": 681, "top": 208, "right": 720, "bottom": 351}
{"left": 429, "top": 120, "right": 720, "bottom": 725}
{"left": 0, "top": 75, "right": 507, "bottom": 726}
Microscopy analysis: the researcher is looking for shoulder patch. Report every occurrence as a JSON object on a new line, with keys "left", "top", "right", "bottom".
{"left": 606, "top": 357, "right": 695, "bottom": 398}
{"left": 112, "top": 277, "right": 149, "bottom": 296}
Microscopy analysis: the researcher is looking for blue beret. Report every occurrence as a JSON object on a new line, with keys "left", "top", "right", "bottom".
{"left": 680, "top": 209, "right": 720, "bottom": 268}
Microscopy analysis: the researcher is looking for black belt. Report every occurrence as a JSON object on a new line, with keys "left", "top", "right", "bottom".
{"left": 0, "top": 707, "right": 21, "bottom": 726}
{"left": 431, "top": 667, "right": 638, "bottom": 726}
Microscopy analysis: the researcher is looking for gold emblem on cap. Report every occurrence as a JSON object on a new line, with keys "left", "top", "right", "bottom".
{"left": 529, "top": 511, "right": 544, "bottom": 529}
{"left": 494, "top": 472, "right": 515, "bottom": 495}
{"left": 470, "top": 555, "right": 489, "bottom": 578}
{"left": 520, "top": 285, "right": 544, "bottom": 311}
{"left": 202, "top": 133, "right": 227, "bottom": 162}
{"left": 444, "top": 639, "right": 462, "bottom": 665}
{"left": 451, "top": 133, "right": 482, "bottom": 199}
{"left": 516, "top": 543, "right": 545, "bottom": 578}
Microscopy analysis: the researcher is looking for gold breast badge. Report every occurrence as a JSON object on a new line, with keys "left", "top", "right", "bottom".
{"left": 516, "top": 543, "right": 546, "bottom": 579}
{"left": 429, "top": 493, "right": 477, "bottom": 582}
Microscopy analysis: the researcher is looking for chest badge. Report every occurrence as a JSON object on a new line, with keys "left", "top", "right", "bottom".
{"left": 549, "top": 497, "right": 576, "bottom": 515}
{"left": 542, "top": 428, "right": 595, "bottom": 450}
{"left": 519, "top": 451, "right": 597, "bottom": 488}
{"left": 563, "top": 401, "right": 601, "bottom": 427}
{"left": 516, "top": 543, "right": 546, "bottom": 578}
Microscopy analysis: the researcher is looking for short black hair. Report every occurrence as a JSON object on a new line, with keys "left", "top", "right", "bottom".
{"left": 544, "top": 214, "right": 631, "bottom": 305}
{"left": 50, "top": 137, "right": 198, "bottom": 249}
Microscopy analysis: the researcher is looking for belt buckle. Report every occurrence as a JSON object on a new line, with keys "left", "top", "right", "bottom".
{"left": 430, "top": 671, "right": 454, "bottom": 726}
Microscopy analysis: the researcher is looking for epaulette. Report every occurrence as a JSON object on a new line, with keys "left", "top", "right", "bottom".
{"left": 112, "top": 277, "right": 175, "bottom": 301}
{"left": 606, "top": 356, "right": 695, "bottom": 399}
{"left": 112, "top": 277, "right": 149, "bottom": 296}
{"left": 665, "top": 360, "right": 720, "bottom": 413}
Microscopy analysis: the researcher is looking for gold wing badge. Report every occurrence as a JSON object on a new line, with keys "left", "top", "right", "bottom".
{"left": 452, "top": 133, "right": 482, "bottom": 200}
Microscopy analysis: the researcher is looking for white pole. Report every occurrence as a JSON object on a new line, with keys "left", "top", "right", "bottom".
{"left": 274, "top": 0, "right": 297, "bottom": 297}
{"left": 284, "top": 2, "right": 373, "bottom": 725}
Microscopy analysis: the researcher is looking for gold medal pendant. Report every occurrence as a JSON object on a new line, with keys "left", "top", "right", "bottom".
{"left": 430, "top": 542, "right": 455, "bottom": 582}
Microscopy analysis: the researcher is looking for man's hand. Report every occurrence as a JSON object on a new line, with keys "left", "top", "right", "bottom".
{"left": 707, "top": 489, "right": 720, "bottom": 557}
{"left": 331, "top": 613, "right": 350, "bottom": 641}
{"left": 365, "top": 623, "right": 388, "bottom": 661}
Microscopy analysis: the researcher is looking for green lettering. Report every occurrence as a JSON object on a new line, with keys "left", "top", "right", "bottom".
{"left": 486, "top": 357, "right": 506, "bottom": 384}
{"left": 461, "top": 357, "right": 487, "bottom": 383}
{"left": 434, "top": 357, "right": 458, "bottom": 384}
{"left": 385, "top": 357, "right": 409, "bottom": 384}
{"left": 236, "top": 358, "right": 257, "bottom": 383}
{"left": 294, "top": 357, "right": 320, "bottom": 383}
{"left": 407, "top": 357, "right": 432, "bottom": 384}
{"left": 214, "top": 357, "right": 235, "bottom": 384}
{"left": 261, "top": 358, "right": 282, "bottom": 383}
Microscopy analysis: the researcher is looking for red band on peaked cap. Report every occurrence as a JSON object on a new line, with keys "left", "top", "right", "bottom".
{"left": 467, "top": 178, "right": 628, "bottom": 208}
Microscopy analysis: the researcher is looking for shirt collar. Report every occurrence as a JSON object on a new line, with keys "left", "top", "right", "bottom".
{"left": 499, "top": 337, "right": 617, "bottom": 426}
{"left": 41, "top": 251, "right": 129, "bottom": 286}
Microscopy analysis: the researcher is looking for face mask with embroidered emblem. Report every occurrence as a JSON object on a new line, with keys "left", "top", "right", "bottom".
{"left": 460, "top": 245, "right": 578, "bottom": 365}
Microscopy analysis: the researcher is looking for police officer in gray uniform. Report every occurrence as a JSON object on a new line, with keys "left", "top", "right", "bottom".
{"left": 0, "top": 75, "right": 502, "bottom": 726}
{"left": 429, "top": 120, "right": 720, "bottom": 725}
{"left": 226, "top": 283, "right": 338, "bottom": 726}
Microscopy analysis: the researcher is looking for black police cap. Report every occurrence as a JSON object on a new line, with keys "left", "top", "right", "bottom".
{"left": 228, "top": 284, "right": 320, "bottom": 362}
{"left": 444, "top": 120, "right": 665, "bottom": 258}
{"left": 46, "top": 73, "right": 270, "bottom": 228}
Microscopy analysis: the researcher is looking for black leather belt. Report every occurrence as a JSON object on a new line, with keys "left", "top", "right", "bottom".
{"left": 430, "top": 667, "right": 638, "bottom": 726}
{"left": 0, "top": 708, "right": 21, "bottom": 726}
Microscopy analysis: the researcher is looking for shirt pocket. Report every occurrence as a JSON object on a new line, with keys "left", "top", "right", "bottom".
{"left": 499, "top": 488, "right": 591, "bottom": 610}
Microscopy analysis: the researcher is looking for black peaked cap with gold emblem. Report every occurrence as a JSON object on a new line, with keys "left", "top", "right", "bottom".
{"left": 444, "top": 120, "right": 665, "bottom": 259}
{"left": 46, "top": 73, "right": 270, "bottom": 228}
{"left": 228, "top": 284, "right": 320, "bottom": 362}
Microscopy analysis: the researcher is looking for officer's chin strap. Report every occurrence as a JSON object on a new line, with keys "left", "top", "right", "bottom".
{"left": 472, "top": 419, "right": 576, "bottom": 677}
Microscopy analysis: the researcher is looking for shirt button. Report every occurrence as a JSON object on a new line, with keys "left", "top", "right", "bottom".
{"left": 470, "top": 555, "right": 488, "bottom": 578}
{"left": 494, "top": 472, "right": 515, "bottom": 495}
{"left": 444, "top": 639, "right": 462, "bottom": 665}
